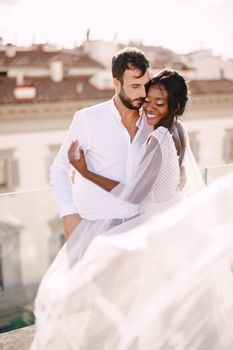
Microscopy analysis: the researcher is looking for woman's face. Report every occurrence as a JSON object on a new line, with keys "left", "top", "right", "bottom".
{"left": 143, "top": 84, "right": 169, "bottom": 127}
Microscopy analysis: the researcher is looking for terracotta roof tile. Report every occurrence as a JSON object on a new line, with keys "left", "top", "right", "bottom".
{"left": 0, "top": 76, "right": 113, "bottom": 104}
{"left": 0, "top": 50, "right": 103, "bottom": 68}
{"left": 1, "top": 77, "right": 233, "bottom": 105}
{"left": 119, "top": 43, "right": 192, "bottom": 70}
{"left": 189, "top": 80, "right": 233, "bottom": 95}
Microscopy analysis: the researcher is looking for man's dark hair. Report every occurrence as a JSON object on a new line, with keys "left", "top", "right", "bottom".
{"left": 112, "top": 47, "right": 149, "bottom": 82}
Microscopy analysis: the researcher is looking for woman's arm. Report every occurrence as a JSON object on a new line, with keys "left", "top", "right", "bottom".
{"left": 68, "top": 136, "right": 162, "bottom": 203}
{"left": 85, "top": 171, "right": 119, "bottom": 192}
{"left": 125, "top": 136, "right": 162, "bottom": 204}
{"left": 68, "top": 141, "right": 119, "bottom": 192}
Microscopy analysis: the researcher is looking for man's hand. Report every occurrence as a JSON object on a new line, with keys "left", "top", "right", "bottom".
{"left": 178, "top": 165, "right": 187, "bottom": 190}
{"left": 63, "top": 214, "right": 82, "bottom": 241}
{"left": 68, "top": 141, "right": 88, "bottom": 178}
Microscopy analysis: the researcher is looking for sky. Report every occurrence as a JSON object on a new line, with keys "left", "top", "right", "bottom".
{"left": 0, "top": 0, "right": 233, "bottom": 58}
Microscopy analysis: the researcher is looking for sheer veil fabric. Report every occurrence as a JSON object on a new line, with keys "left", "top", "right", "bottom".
{"left": 30, "top": 127, "right": 233, "bottom": 349}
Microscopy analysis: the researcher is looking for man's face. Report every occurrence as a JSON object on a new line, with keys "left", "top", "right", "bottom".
{"left": 115, "top": 68, "right": 151, "bottom": 110}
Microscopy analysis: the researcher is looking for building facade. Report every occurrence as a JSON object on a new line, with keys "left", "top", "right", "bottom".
{"left": 0, "top": 43, "right": 233, "bottom": 330}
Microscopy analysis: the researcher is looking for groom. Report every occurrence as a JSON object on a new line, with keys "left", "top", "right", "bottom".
{"left": 50, "top": 47, "right": 153, "bottom": 240}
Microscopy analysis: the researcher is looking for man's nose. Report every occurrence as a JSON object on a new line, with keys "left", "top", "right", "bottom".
{"left": 140, "top": 86, "right": 146, "bottom": 98}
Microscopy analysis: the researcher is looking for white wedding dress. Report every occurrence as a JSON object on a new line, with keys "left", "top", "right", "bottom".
{"left": 139, "top": 126, "right": 182, "bottom": 213}
{"left": 30, "top": 127, "right": 233, "bottom": 350}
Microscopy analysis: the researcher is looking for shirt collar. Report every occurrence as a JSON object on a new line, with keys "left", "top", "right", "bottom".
{"left": 110, "top": 97, "right": 145, "bottom": 130}
{"left": 110, "top": 97, "right": 121, "bottom": 122}
{"left": 136, "top": 109, "right": 144, "bottom": 129}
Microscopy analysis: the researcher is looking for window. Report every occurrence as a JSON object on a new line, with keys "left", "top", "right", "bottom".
{"left": 48, "top": 216, "right": 64, "bottom": 263}
{"left": 0, "top": 158, "right": 7, "bottom": 189}
{"left": 0, "top": 222, "right": 22, "bottom": 290}
{"left": 188, "top": 132, "right": 200, "bottom": 163}
{"left": 223, "top": 129, "right": 233, "bottom": 163}
{"left": 48, "top": 144, "right": 61, "bottom": 163}
{"left": 0, "top": 150, "right": 19, "bottom": 193}
{"left": 47, "top": 144, "right": 75, "bottom": 183}
{"left": 46, "top": 144, "right": 61, "bottom": 181}
{"left": 0, "top": 246, "right": 3, "bottom": 290}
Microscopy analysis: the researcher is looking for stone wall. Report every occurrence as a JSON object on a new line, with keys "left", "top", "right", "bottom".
{"left": 0, "top": 325, "right": 35, "bottom": 350}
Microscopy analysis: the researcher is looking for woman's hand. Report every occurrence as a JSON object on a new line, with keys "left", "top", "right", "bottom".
{"left": 68, "top": 140, "right": 119, "bottom": 191}
{"left": 68, "top": 141, "right": 88, "bottom": 178}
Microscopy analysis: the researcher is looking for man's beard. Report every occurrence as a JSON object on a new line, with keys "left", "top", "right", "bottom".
{"left": 119, "top": 87, "right": 144, "bottom": 110}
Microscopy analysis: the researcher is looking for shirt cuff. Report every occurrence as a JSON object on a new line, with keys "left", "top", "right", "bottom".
{"left": 59, "top": 203, "right": 79, "bottom": 218}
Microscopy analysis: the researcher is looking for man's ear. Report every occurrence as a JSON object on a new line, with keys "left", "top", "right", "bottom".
{"left": 113, "top": 78, "right": 121, "bottom": 93}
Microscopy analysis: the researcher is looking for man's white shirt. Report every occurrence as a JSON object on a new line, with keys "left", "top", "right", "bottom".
{"left": 50, "top": 98, "right": 153, "bottom": 220}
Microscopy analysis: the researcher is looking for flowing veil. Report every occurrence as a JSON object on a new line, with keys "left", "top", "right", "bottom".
{"left": 30, "top": 132, "right": 233, "bottom": 349}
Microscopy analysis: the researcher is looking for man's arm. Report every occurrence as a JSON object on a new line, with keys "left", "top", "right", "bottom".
{"left": 63, "top": 214, "right": 82, "bottom": 241}
{"left": 68, "top": 136, "right": 162, "bottom": 206}
{"left": 68, "top": 141, "right": 120, "bottom": 192}
{"left": 50, "top": 111, "right": 88, "bottom": 238}
{"left": 67, "top": 132, "right": 161, "bottom": 199}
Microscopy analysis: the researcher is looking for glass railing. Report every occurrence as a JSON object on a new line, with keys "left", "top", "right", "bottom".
{"left": 0, "top": 163, "right": 233, "bottom": 333}
{"left": 201, "top": 163, "right": 233, "bottom": 185}
{"left": 0, "top": 187, "right": 63, "bottom": 332}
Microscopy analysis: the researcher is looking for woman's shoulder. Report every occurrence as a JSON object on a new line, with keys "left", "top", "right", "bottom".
{"left": 150, "top": 126, "right": 171, "bottom": 141}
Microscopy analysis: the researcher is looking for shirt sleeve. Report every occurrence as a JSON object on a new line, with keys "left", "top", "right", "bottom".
{"left": 50, "top": 111, "right": 89, "bottom": 218}
{"left": 111, "top": 135, "right": 162, "bottom": 209}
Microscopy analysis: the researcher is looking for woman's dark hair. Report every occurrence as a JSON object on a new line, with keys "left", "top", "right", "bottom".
{"left": 112, "top": 47, "right": 149, "bottom": 83}
{"left": 146, "top": 69, "right": 189, "bottom": 165}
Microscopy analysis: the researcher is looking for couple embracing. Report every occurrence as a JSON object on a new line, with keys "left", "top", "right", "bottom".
{"left": 30, "top": 48, "right": 211, "bottom": 349}
{"left": 52, "top": 47, "right": 202, "bottom": 241}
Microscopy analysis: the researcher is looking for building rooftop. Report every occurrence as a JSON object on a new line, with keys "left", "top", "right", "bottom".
{"left": 0, "top": 76, "right": 113, "bottom": 104}
{"left": 189, "top": 79, "right": 233, "bottom": 95}
{"left": 1, "top": 76, "right": 233, "bottom": 105}
{"left": 0, "top": 49, "right": 103, "bottom": 69}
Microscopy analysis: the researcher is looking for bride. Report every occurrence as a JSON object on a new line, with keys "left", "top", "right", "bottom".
{"left": 31, "top": 170, "right": 233, "bottom": 350}
{"left": 68, "top": 69, "right": 203, "bottom": 216}
{"left": 30, "top": 71, "right": 233, "bottom": 349}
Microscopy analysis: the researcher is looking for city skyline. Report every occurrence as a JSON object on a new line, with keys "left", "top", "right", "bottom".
{"left": 0, "top": 0, "right": 233, "bottom": 58}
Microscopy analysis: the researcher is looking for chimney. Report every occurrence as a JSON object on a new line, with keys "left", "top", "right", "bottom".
{"left": 76, "top": 82, "right": 84, "bottom": 94}
{"left": 49, "top": 60, "right": 64, "bottom": 82}
{"left": 13, "top": 76, "right": 36, "bottom": 102}
{"left": 5, "top": 43, "right": 16, "bottom": 57}
{"left": 16, "top": 71, "right": 24, "bottom": 86}
{"left": 13, "top": 85, "right": 36, "bottom": 101}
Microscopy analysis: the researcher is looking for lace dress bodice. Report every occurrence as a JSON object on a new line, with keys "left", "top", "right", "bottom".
{"left": 142, "top": 126, "right": 181, "bottom": 207}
